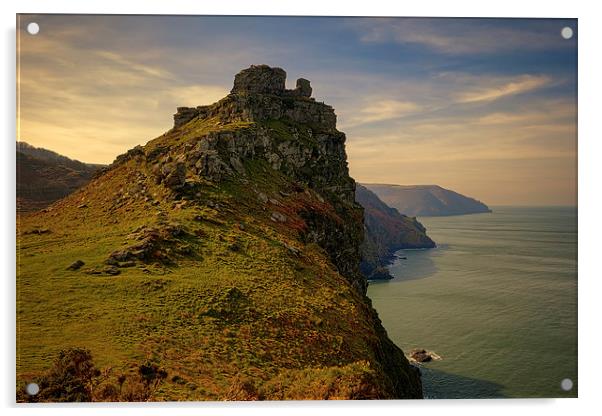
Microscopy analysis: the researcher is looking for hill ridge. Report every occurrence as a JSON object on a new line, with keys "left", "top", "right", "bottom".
{"left": 363, "top": 183, "right": 491, "bottom": 217}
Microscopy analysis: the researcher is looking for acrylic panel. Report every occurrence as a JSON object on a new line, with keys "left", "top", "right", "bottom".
{"left": 16, "top": 14, "right": 577, "bottom": 401}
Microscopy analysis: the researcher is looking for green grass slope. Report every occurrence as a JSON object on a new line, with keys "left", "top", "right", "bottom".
{"left": 17, "top": 93, "right": 422, "bottom": 400}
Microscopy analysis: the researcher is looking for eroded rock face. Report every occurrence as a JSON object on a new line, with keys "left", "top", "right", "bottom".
{"left": 231, "top": 64, "right": 287, "bottom": 95}
{"left": 174, "top": 66, "right": 328, "bottom": 130}
{"left": 293, "top": 78, "right": 312, "bottom": 97}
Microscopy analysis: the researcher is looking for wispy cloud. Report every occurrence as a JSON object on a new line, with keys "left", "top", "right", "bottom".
{"left": 344, "top": 99, "right": 422, "bottom": 127}
{"left": 16, "top": 15, "right": 577, "bottom": 205}
{"left": 353, "top": 18, "right": 576, "bottom": 55}
{"left": 456, "top": 75, "right": 551, "bottom": 103}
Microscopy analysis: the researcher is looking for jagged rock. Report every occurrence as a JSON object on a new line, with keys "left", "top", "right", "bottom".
{"left": 162, "top": 162, "right": 186, "bottom": 189}
{"left": 66, "top": 260, "right": 85, "bottom": 271}
{"left": 112, "top": 145, "right": 145, "bottom": 167}
{"left": 108, "top": 224, "right": 189, "bottom": 265}
{"left": 231, "top": 64, "right": 286, "bottom": 95}
{"left": 174, "top": 106, "right": 199, "bottom": 128}
{"left": 293, "top": 78, "right": 312, "bottom": 97}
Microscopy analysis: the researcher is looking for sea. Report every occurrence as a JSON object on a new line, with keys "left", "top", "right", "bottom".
{"left": 367, "top": 206, "right": 578, "bottom": 399}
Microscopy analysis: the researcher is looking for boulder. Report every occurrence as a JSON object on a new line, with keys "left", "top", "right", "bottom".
{"left": 103, "top": 266, "right": 121, "bottom": 276}
{"left": 409, "top": 348, "right": 439, "bottom": 363}
{"left": 66, "top": 260, "right": 85, "bottom": 271}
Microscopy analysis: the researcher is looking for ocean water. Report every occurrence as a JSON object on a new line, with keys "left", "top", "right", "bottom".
{"left": 367, "top": 206, "right": 577, "bottom": 399}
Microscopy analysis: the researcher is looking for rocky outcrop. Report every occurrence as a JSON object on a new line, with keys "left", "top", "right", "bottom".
{"left": 162, "top": 66, "right": 363, "bottom": 292}
{"left": 173, "top": 65, "right": 334, "bottom": 131}
{"left": 231, "top": 65, "right": 287, "bottom": 95}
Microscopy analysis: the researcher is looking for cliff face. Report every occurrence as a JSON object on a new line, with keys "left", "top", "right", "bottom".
{"left": 356, "top": 184, "right": 435, "bottom": 280}
{"left": 17, "top": 65, "right": 422, "bottom": 400}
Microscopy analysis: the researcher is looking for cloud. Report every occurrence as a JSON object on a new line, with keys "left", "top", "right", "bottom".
{"left": 343, "top": 99, "right": 422, "bottom": 127}
{"left": 16, "top": 15, "right": 576, "bottom": 205}
{"left": 353, "top": 18, "right": 576, "bottom": 55}
{"left": 168, "top": 85, "right": 230, "bottom": 107}
{"left": 17, "top": 26, "right": 234, "bottom": 164}
{"left": 456, "top": 75, "right": 551, "bottom": 103}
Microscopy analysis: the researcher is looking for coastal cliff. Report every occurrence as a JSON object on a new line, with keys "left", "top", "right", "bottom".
{"left": 356, "top": 184, "right": 435, "bottom": 280}
{"left": 17, "top": 65, "right": 422, "bottom": 400}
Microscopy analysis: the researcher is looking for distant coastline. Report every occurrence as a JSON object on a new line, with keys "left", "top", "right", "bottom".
{"left": 363, "top": 183, "right": 491, "bottom": 217}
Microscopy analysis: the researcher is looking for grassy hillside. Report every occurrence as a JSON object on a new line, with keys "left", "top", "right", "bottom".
{"left": 17, "top": 66, "right": 422, "bottom": 401}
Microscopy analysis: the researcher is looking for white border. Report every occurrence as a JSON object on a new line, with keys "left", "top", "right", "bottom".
{"left": 3, "top": 1, "right": 601, "bottom": 415}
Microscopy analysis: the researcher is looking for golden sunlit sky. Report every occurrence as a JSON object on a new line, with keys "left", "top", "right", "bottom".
{"left": 17, "top": 15, "right": 577, "bottom": 206}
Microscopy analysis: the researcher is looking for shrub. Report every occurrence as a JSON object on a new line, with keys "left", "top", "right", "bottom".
{"left": 17, "top": 348, "right": 168, "bottom": 402}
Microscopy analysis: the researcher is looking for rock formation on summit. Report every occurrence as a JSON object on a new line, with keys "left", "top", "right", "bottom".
{"left": 164, "top": 65, "right": 363, "bottom": 292}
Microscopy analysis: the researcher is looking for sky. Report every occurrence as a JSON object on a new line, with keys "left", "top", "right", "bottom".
{"left": 17, "top": 15, "right": 577, "bottom": 206}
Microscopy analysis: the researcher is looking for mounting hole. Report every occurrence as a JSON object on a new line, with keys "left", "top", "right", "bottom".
{"left": 560, "top": 378, "right": 573, "bottom": 391}
{"left": 561, "top": 26, "right": 573, "bottom": 40}
{"left": 25, "top": 382, "right": 39, "bottom": 395}
{"left": 26, "top": 22, "right": 40, "bottom": 35}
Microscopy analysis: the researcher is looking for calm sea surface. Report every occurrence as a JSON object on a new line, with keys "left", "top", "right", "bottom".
{"left": 367, "top": 206, "right": 577, "bottom": 398}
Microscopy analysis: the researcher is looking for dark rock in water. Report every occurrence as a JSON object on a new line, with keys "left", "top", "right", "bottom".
{"left": 66, "top": 260, "right": 85, "bottom": 271}
{"left": 409, "top": 348, "right": 440, "bottom": 363}
{"left": 410, "top": 349, "right": 432, "bottom": 362}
